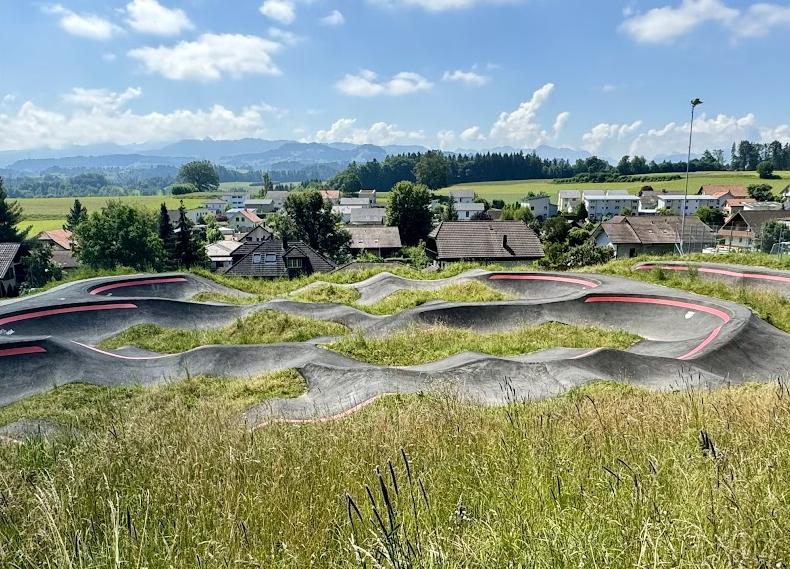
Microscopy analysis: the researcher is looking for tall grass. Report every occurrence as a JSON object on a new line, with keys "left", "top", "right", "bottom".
{"left": 98, "top": 310, "right": 348, "bottom": 353}
{"left": 1, "top": 379, "right": 789, "bottom": 567}
{"left": 329, "top": 322, "right": 640, "bottom": 366}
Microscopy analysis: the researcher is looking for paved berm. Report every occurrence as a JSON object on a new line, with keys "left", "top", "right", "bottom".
{"left": 1, "top": 269, "right": 789, "bottom": 426}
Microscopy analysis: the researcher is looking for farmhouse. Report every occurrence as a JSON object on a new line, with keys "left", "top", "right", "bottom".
{"left": 699, "top": 185, "right": 748, "bottom": 200}
{"left": 593, "top": 215, "right": 716, "bottom": 257}
{"left": 37, "top": 229, "right": 78, "bottom": 271}
{"left": 718, "top": 210, "right": 790, "bottom": 250}
{"left": 426, "top": 221, "right": 544, "bottom": 267}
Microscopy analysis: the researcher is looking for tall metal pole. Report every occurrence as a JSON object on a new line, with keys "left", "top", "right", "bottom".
{"left": 679, "top": 98, "right": 703, "bottom": 256}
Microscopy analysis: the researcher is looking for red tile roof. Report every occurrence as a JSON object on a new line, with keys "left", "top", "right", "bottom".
{"left": 700, "top": 185, "right": 748, "bottom": 198}
{"left": 37, "top": 229, "right": 73, "bottom": 250}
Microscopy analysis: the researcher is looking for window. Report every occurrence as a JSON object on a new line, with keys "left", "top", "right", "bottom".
{"left": 287, "top": 258, "right": 303, "bottom": 269}
{"left": 265, "top": 253, "right": 277, "bottom": 263}
{"left": 253, "top": 253, "right": 262, "bottom": 264}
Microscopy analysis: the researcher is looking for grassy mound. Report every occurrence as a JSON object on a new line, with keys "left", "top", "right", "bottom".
{"left": 1, "top": 380, "right": 788, "bottom": 566}
{"left": 329, "top": 322, "right": 640, "bottom": 366}
{"left": 98, "top": 310, "right": 348, "bottom": 353}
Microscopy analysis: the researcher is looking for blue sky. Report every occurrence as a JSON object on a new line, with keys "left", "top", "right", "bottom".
{"left": 1, "top": 0, "right": 789, "bottom": 158}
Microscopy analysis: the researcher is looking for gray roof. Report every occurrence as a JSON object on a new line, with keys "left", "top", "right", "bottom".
{"left": 600, "top": 216, "right": 716, "bottom": 245}
{"left": 426, "top": 221, "right": 544, "bottom": 261}
{"left": 450, "top": 190, "right": 474, "bottom": 200}
{"left": 347, "top": 226, "right": 402, "bottom": 250}
{"left": 340, "top": 198, "right": 372, "bottom": 206}
{"left": 454, "top": 202, "right": 486, "bottom": 212}
{"left": 0, "top": 243, "right": 21, "bottom": 278}
{"left": 225, "top": 239, "right": 335, "bottom": 277}
{"left": 266, "top": 191, "right": 289, "bottom": 200}
{"left": 350, "top": 208, "right": 385, "bottom": 223}
{"left": 723, "top": 210, "right": 790, "bottom": 230}
{"left": 558, "top": 190, "right": 581, "bottom": 199}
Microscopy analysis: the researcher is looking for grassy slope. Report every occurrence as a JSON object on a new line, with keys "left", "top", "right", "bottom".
{"left": 1, "top": 380, "right": 788, "bottom": 567}
{"left": 437, "top": 170, "right": 790, "bottom": 203}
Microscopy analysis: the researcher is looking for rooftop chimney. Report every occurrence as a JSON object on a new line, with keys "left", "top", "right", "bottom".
{"left": 502, "top": 234, "right": 508, "bottom": 248}
{"left": 282, "top": 233, "right": 288, "bottom": 250}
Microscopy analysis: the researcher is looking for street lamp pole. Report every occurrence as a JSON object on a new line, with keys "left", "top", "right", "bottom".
{"left": 679, "top": 98, "right": 703, "bottom": 256}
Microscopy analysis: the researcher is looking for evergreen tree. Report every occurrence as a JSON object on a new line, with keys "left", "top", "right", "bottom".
{"left": 64, "top": 199, "right": 87, "bottom": 231}
{"left": 158, "top": 203, "right": 177, "bottom": 268}
{"left": 0, "top": 177, "right": 29, "bottom": 243}
{"left": 174, "top": 201, "right": 207, "bottom": 269}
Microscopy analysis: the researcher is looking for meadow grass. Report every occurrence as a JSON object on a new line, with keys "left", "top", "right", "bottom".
{"left": 328, "top": 322, "right": 640, "bottom": 365}
{"left": 1, "top": 379, "right": 788, "bottom": 567}
{"left": 98, "top": 309, "right": 348, "bottom": 353}
{"left": 438, "top": 169, "right": 789, "bottom": 204}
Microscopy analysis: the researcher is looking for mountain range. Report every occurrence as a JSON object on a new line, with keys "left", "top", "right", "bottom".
{"left": 0, "top": 138, "right": 595, "bottom": 176}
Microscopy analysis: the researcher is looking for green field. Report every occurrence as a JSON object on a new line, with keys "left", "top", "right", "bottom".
{"left": 438, "top": 170, "right": 790, "bottom": 204}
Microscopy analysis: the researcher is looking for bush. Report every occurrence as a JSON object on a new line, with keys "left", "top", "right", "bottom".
{"left": 757, "top": 160, "right": 775, "bottom": 179}
{"left": 171, "top": 183, "right": 197, "bottom": 195}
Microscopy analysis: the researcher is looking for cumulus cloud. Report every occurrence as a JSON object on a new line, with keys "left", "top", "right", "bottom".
{"left": 0, "top": 89, "right": 280, "bottom": 151}
{"left": 125, "top": 0, "right": 194, "bottom": 35}
{"left": 437, "top": 130, "right": 456, "bottom": 149}
{"left": 267, "top": 27, "right": 303, "bottom": 45}
{"left": 442, "top": 69, "right": 490, "bottom": 86}
{"left": 760, "top": 124, "right": 790, "bottom": 144}
{"left": 620, "top": 0, "right": 790, "bottom": 43}
{"left": 581, "top": 121, "right": 643, "bottom": 153}
{"left": 460, "top": 126, "right": 485, "bottom": 141}
{"left": 489, "top": 83, "right": 568, "bottom": 146}
{"left": 259, "top": 0, "right": 297, "bottom": 24}
{"left": 128, "top": 33, "right": 282, "bottom": 81}
{"left": 306, "top": 118, "right": 425, "bottom": 145}
{"left": 320, "top": 10, "right": 345, "bottom": 25}
{"left": 335, "top": 70, "right": 432, "bottom": 97}
{"left": 369, "top": 0, "right": 519, "bottom": 11}
{"left": 42, "top": 4, "right": 121, "bottom": 40}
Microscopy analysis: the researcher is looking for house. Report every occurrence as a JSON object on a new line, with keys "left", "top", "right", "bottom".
{"left": 185, "top": 208, "right": 213, "bottom": 225}
{"left": 244, "top": 198, "right": 275, "bottom": 215}
{"left": 425, "top": 221, "right": 544, "bottom": 267}
{"left": 350, "top": 207, "right": 385, "bottom": 225}
{"left": 236, "top": 225, "right": 272, "bottom": 243}
{"left": 781, "top": 185, "right": 790, "bottom": 200}
{"left": 37, "top": 229, "right": 78, "bottom": 271}
{"left": 222, "top": 192, "right": 250, "bottom": 209}
{"left": 332, "top": 205, "right": 354, "bottom": 224}
{"left": 319, "top": 190, "right": 341, "bottom": 204}
{"left": 454, "top": 202, "right": 486, "bottom": 220}
{"left": 718, "top": 210, "right": 790, "bottom": 250}
{"left": 206, "top": 240, "right": 242, "bottom": 272}
{"left": 347, "top": 226, "right": 402, "bottom": 257}
{"left": 224, "top": 238, "right": 335, "bottom": 278}
{"left": 266, "top": 191, "right": 290, "bottom": 210}
{"left": 520, "top": 194, "right": 558, "bottom": 221}
{"left": 359, "top": 189, "right": 377, "bottom": 204}
{"left": 583, "top": 191, "right": 641, "bottom": 220}
{"left": 558, "top": 190, "right": 581, "bottom": 213}
{"left": 0, "top": 243, "right": 22, "bottom": 297}
{"left": 203, "top": 199, "right": 227, "bottom": 213}
{"left": 638, "top": 189, "right": 685, "bottom": 210}
{"left": 227, "top": 209, "right": 262, "bottom": 232}
{"left": 449, "top": 190, "right": 474, "bottom": 203}
{"left": 592, "top": 215, "right": 716, "bottom": 257}
{"left": 655, "top": 194, "right": 721, "bottom": 216}
{"left": 723, "top": 198, "right": 757, "bottom": 217}
{"left": 340, "top": 197, "right": 372, "bottom": 208}
{"left": 699, "top": 185, "right": 748, "bottom": 200}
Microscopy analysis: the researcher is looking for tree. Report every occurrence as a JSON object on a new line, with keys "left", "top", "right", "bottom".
{"left": 758, "top": 219, "right": 788, "bottom": 253}
{"left": 616, "top": 155, "right": 632, "bottom": 175}
{"left": 470, "top": 210, "right": 493, "bottom": 221}
{"left": 441, "top": 199, "right": 458, "bottom": 221}
{"left": 656, "top": 208, "right": 675, "bottom": 216}
{"left": 64, "top": 199, "right": 87, "bottom": 231}
{"left": 204, "top": 214, "right": 223, "bottom": 244}
{"left": 620, "top": 208, "right": 634, "bottom": 216}
{"left": 266, "top": 212, "right": 298, "bottom": 241}
{"left": 329, "top": 162, "right": 362, "bottom": 196}
{"left": 696, "top": 207, "right": 725, "bottom": 227}
{"left": 757, "top": 160, "right": 775, "bottom": 179}
{"left": 22, "top": 244, "right": 62, "bottom": 288}
{"left": 574, "top": 202, "right": 588, "bottom": 222}
{"left": 177, "top": 160, "right": 220, "bottom": 193}
{"left": 541, "top": 217, "right": 570, "bottom": 243}
{"left": 386, "top": 181, "right": 434, "bottom": 246}
{"left": 174, "top": 201, "right": 207, "bottom": 269}
{"left": 73, "top": 201, "right": 164, "bottom": 271}
{"left": 158, "top": 203, "right": 176, "bottom": 267}
{"left": 414, "top": 151, "right": 449, "bottom": 190}
{"left": 259, "top": 171, "right": 274, "bottom": 197}
{"left": 282, "top": 190, "right": 350, "bottom": 260}
{"left": 568, "top": 227, "right": 590, "bottom": 246}
{"left": 0, "top": 177, "right": 29, "bottom": 243}
{"left": 748, "top": 183, "right": 774, "bottom": 202}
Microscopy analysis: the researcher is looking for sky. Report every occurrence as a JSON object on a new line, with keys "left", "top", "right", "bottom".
{"left": 1, "top": 0, "right": 790, "bottom": 158}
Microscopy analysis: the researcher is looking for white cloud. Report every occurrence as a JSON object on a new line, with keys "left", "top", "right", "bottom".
{"left": 442, "top": 69, "right": 489, "bottom": 86}
{"left": 489, "top": 83, "right": 567, "bottom": 146}
{"left": 42, "top": 4, "right": 121, "bottom": 40}
{"left": 369, "top": 0, "right": 519, "bottom": 11}
{"left": 320, "top": 9, "right": 345, "bottom": 25}
{"left": 437, "top": 130, "right": 456, "bottom": 149}
{"left": 760, "top": 124, "right": 790, "bottom": 144}
{"left": 582, "top": 121, "right": 643, "bottom": 153}
{"left": 2, "top": 94, "right": 17, "bottom": 105}
{"left": 268, "top": 27, "right": 303, "bottom": 45}
{"left": 128, "top": 33, "right": 282, "bottom": 81}
{"left": 260, "top": 0, "right": 296, "bottom": 24}
{"left": 601, "top": 84, "right": 618, "bottom": 93}
{"left": 306, "top": 118, "right": 425, "bottom": 145}
{"left": 102, "top": 53, "right": 117, "bottom": 61}
{"left": 628, "top": 113, "right": 758, "bottom": 157}
{"left": 335, "top": 70, "right": 432, "bottom": 97}
{"left": 460, "top": 126, "right": 485, "bottom": 141}
{"left": 0, "top": 89, "right": 279, "bottom": 151}
{"left": 125, "top": 0, "right": 194, "bottom": 36}
{"left": 553, "top": 111, "right": 571, "bottom": 134}
{"left": 620, "top": 0, "right": 790, "bottom": 44}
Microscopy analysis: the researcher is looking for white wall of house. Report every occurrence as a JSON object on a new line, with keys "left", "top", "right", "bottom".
{"left": 222, "top": 193, "right": 250, "bottom": 209}
{"left": 520, "top": 195, "right": 558, "bottom": 219}
{"left": 583, "top": 196, "right": 641, "bottom": 219}
{"left": 656, "top": 195, "right": 720, "bottom": 215}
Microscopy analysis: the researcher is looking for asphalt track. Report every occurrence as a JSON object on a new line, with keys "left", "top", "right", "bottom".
{"left": 2, "top": 269, "right": 790, "bottom": 429}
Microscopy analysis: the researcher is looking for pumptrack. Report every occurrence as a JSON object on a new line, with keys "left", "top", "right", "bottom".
{"left": 1, "top": 268, "right": 790, "bottom": 428}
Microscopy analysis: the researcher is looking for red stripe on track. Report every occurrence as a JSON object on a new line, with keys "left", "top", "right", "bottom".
{"left": 571, "top": 347, "right": 603, "bottom": 360}
{"left": 90, "top": 277, "right": 188, "bottom": 295}
{"left": 585, "top": 296, "right": 731, "bottom": 323}
{"left": 71, "top": 341, "right": 174, "bottom": 360}
{"left": 0, "top": 346, "right": 46, "bottom": 357}
{"left": 0, "top": 304, "right": 138, "bottom": 327}
{"left": 678, "top": 326, "right": 722, "bottom": 360}
{"left": 638, "top": 264, "right": 790, "bottom": 284}
{"left": 490, "top": 274, "right": 598, "bottom": 287}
